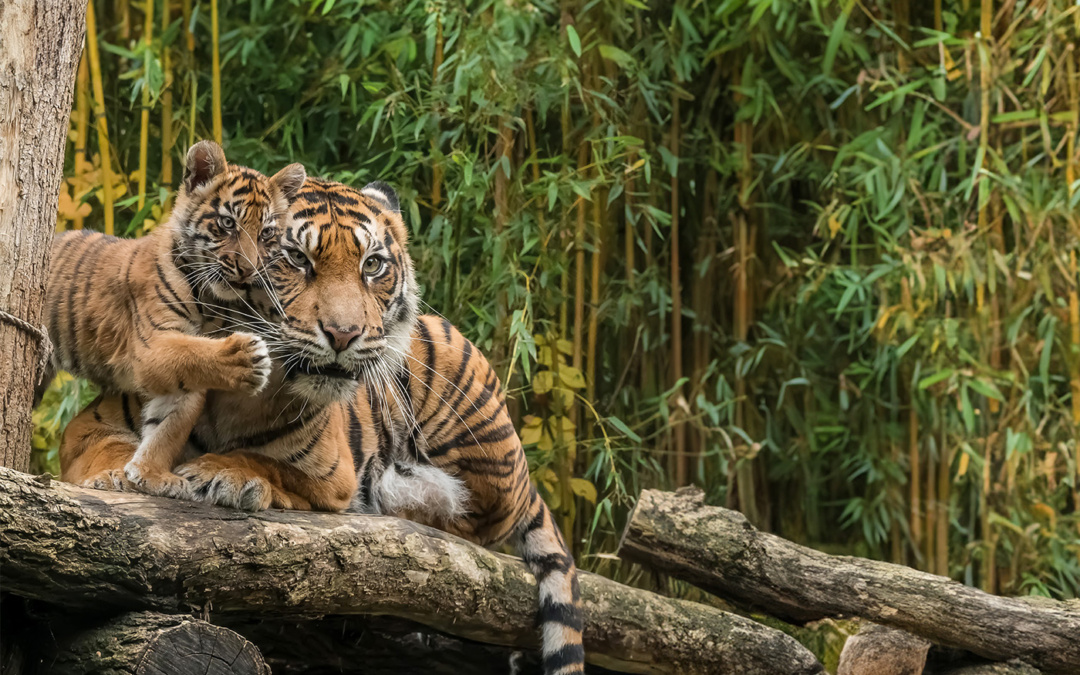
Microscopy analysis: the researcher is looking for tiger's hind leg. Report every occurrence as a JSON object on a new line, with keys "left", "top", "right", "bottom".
{"left": 60, "top": 394, "right": 141, "bottom": 492}
{"left": 123, "top": 390, "right": 205, "bottom": 499}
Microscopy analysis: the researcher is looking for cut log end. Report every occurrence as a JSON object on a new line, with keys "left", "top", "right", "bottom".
{"left": 48, "top": 612, "right": 268, "bottom": 675}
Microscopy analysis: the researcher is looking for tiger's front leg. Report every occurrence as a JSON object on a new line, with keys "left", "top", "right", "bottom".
{"left": 175, "top": 436, "right": 356, "bottom": 513}
{"left": 60, "top": 394, "right": 142, "bottom": 492}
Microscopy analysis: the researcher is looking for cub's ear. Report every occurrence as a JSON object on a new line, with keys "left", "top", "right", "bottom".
{"left": 270, "top": 163, "right": 307, "bottom": 204}
{"left": 361, "top": 181, "right": 400, "bottom": 212}
{"left": 183, "top": 140, "right": 228, "bottom": 193}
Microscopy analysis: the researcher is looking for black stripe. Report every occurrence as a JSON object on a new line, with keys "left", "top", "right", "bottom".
{"left": 224, "top": 406, "right": 326, "bottom": 451}
{"left": 121, "top": 394, "right": 136, "bottom": 432}
{"left": 539, "top": 599, "right": 583, "bottom": 632}
{"left": 155, "top": 262, "right": 192, "bottom": 320}
{"left": 542, "top": 644, "right": 585, "bottom": 673}
{"left": 286, "top": 429, "right": 322, "bottom": 464}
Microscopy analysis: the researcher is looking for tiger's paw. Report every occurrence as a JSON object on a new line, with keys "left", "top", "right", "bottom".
{"left": 176, "top": 460, "right": 273, "bottom": 511}
{"left": 124, "top": 460, "right": 192, "bottom": 499}
{"left": 221, "top": 332, "right": 271, "bottom": 395}
{"left": 81, "top": 469, "right": 133, "bottom": 492}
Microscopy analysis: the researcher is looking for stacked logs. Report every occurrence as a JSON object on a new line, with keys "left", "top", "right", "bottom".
{"left": 617, "top": 487, "right": 1080, "bottom": 675}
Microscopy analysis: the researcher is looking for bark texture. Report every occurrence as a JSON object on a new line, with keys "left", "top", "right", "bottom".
{"left": 837, "top": 623, "right": 929, "bottom": 675}
{"left": 46, "top": 611, "right": 269, "bottom": 675}
{"left": 0, "top": 0, "right": 86, "bottom": 470}
{"left": 618, "top": 487, "right": 1080, "bottom": 674}
{"left": 0, "top": 468, "right": 823, "bottom": 675}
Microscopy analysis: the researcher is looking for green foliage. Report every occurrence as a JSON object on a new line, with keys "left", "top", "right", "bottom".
{"left": 37, "top": 0, "right": 1080, "bottom": 601}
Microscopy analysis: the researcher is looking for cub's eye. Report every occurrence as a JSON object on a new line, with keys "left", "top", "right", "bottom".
{"left": 362, "top": 256, "right": 386, "bottom": 276}
{"left": 260, "top": 226, "right": 278, "bottom": 242}
{"left": 284, "top": 247, "right": 310, "bottom": 269}
{"left": 218, "top": 215, "right": 236, "bottom": 230}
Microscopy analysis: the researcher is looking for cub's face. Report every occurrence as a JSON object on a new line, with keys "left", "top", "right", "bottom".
{"left": 269, "top": 179, "right": 419, "bottom": 405}
{"left": 172, "top": 140, "right": 306, "bottom": 302}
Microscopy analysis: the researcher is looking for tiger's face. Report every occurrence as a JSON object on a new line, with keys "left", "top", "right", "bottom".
{"left": 171, "top": 140, "right": 306, "bottom": 302}
{"left": 268, "top": 179, "right": 419, "bottom": 405}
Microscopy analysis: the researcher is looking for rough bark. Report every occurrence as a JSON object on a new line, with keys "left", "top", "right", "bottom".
{"left": 44, "top": 611, "right": 269, "bottom": 675}
{"left": 618, "top": 487, "right": 1080, "bottom": 674}
{"left": 0, "top": 468, "right": 823, "bottom": 675}
{"left": 0, "top": 0, "right": 86, "bottom": 471}
{"left": 837, "top": 623, "right": 929, "bottom": 675}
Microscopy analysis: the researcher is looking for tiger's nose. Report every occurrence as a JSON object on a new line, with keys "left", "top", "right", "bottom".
{"left": 322, "top": 323, "right": 362, "bottom": 353}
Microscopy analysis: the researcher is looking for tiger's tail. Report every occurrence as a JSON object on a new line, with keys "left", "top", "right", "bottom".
{"left": 512, "top": 486, "right": 585, "bottom": 675}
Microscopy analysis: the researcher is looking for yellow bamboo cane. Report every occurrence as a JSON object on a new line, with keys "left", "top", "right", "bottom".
{"left": 86, "top": 0, "right": 114, "bottom": 235}
{"left": 161, "top": 0, "right": 173, "bottom": 199}
{"left": 138, "top": 0, "right": 155, "bottom": 212}
{"left": 72, "top": 51, "right": 90, "bottom": 231}
{"left": 211, "top": 0, "right": 222, "bottom": 144}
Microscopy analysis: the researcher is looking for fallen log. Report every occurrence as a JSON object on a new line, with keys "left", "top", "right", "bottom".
{"left": 618, "top": 487, "right": 1080, "bottom": 674}
{"left": 0, "top": 468, "right": 823, "bottom": 675}
{"left": 44, "top": 611, "right": 269, "bottom": 675}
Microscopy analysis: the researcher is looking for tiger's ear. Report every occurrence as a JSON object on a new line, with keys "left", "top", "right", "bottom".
{"left": 270, "top": 163, "right": 307, "bottom": 204}
{"left": 183, "top": 140, "right": 228, "bottom": 193}
{"left": 361, "top": 181, "right": 400, "bottom": 212}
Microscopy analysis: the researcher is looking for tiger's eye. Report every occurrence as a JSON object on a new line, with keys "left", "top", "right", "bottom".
{"left": 363, "top": 257, "right": 385, "bottom": 276}
{"left": 219, "top": 215, "right": 236, "bottom": 230}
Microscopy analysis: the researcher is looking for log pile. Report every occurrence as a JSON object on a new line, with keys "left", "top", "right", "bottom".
{"left": 4, "top": 470, "right": 1077, "bottom": 674}
{"left": 0, "top": 468, "right": 820, "bottom": 675}
{"left": 618, "top": 487, "right": 1080, "bottom": 675}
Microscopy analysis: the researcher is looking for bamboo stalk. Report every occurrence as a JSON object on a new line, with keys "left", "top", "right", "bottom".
{"left": 669, "top": 89, "right": 685, "bottom": 487}
{"left": 908, "top": 386, "right": 922, "bottom": 565}
{"left": 73, "top": 50, "right": 90, "bottom": 231}
{"left": 936, "top": 435, "right": 950, "bottom": 576}
{"left": 161, "top": 0, "right": 173, "bottom": 198}
{"left": 211, "top": 0, "right": 222, "bottom": 144}
{"left": 573, "top": 142, "right": 587, "bottom": 389}
{"left": 86, "top": 0, "right": 114, "bottom": 235}
{"left": 732, "top": 66, "right": 758, "bottom": 522}
{"left": 181, "top": 0, "right": 195, "bottom": 148}
{"left": 138, "top": 0, "right": 155, "bottom": 212}
{"left": 924, "top": 443, "right": 936, "bottom": 573}
{"left": 430, "top": 5, "right": 444, "bottom": 214}
{"left": 934, "top": 0, "right": 942, "bottom": 32}
{"left": 1066, "top": 48, "right": 1079, "bottom": 426}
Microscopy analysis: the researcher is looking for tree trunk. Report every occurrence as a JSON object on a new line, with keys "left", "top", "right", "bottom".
{"left": 618, "top": 487, "right": 1080, "bottom": 674}
{"left": 44, "top": 611, "right": 269, "bottom": 675}
{"left": 0, "top": 0, "right": 86, "bottom": 471}
{"left": 0, "top": 468, "right": 824, "bottom": 675}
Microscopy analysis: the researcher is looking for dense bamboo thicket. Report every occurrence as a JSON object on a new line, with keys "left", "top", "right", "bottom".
{"left": 38, "top": 0, "right": 1080, "bottom": 602}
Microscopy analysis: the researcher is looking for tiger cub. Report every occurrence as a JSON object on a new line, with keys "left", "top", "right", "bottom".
{"left": 46, "top": 140, "right": 305, "bottom": 498}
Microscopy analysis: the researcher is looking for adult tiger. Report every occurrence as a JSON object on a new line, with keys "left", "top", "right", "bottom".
{"left": 60, "top": 178, "right": 586, "bottom": 675}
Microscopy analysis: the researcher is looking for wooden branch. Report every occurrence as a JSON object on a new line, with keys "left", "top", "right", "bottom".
{"left": 0, "top": 469, "right": 823, "bottom": 675}
{"left": 618, "top": 487, "right": 1080, "bottom": 674}
{"left": 47, "top": 612, "right": 268, "bottom": 675}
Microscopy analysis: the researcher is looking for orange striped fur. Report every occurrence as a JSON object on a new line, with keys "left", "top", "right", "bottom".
{"left": 51, "top": 141, "right": 305, "bottom": 498}
{"left": 59, "top": 179, "right": 585, "bottom": 673}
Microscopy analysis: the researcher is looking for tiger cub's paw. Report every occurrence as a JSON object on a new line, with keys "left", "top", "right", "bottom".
{"left": 177, "top": 460, "right": 273, "bottom": 511}
{"left": 124, "top": 460, "right": 192, "bottom": 499}
{"left": 81, "top": 469, "right": 133, "bottom": 492}
{"left": 221, "top": 332, "right": 271, "bottom": 395}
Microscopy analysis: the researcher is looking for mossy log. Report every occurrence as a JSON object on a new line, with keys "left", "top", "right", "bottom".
{"left": 618, "top": 487, "right": 1079, "bottom": 674}
{"left": 0, "top": 468, "right": 823, "bottom": 675}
